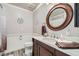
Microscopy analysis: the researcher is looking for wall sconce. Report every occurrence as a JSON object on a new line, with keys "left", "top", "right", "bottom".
{"left": 17, "top": 17, "right": 24, "bottom": 24}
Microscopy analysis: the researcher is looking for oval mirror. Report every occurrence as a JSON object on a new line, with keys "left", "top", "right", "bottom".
{"left": 49, "top": 8, "right": 66, "bottom": 27}
{"left": 46, "top": 3, "right": 73, "bottom": 31}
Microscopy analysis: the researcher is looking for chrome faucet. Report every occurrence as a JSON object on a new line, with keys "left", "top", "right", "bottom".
{"left": 50, "top": 33, "right": 56, "bottom": 38}
{"left": 51, "top": 33, "right": 59, "bottom": 39}
{"left": 53, "top": 34, "right": 56, "bottom": 38}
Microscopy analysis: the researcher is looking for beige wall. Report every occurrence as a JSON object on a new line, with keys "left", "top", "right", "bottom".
{"left": 4, "top": 4, "right": 33, "bottom": 34}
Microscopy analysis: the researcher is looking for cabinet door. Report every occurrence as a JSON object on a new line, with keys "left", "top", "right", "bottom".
{"left": 32, "top": 39, "right": 38, "bottom": 56}
{"left": 38, "top": 45, "right": 52, "bottom": 56}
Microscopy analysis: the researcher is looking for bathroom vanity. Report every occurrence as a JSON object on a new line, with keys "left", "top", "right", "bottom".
{"left": 32, "top": 37, "right": 69, "bottom": 56}
{"left": 32, "top": 36, "right": 79, "bottom": 56}
{"left": 32, "top": 3, "right": 79, "bottom": 56}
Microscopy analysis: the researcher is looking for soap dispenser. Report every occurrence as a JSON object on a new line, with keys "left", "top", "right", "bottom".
{"left": 41, "top": 23, "right": 47, "bottom": 36}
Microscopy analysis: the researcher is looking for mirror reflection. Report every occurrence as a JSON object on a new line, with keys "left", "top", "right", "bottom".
{"left": 49, "top": 8, "right": 66, "bottom": 27}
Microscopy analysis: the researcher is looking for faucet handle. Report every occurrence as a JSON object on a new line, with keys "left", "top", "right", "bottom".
{"left": 53, "top": 34, "right": 56, "bottom": 38}
{"left": 50, "top": 33, "right": 55, "bottom": 38}
{"left": 53, "top": 34, "right": 59, "bottom": 39}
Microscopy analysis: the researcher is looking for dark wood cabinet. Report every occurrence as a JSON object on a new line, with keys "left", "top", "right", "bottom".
{"left": 32, "top": 39, "right": 38, "bottom": 56}
{"left": 38, "top": 45, "right": 52, "bottom": 56}
{"left": 32, "top": 38, "right": 69, "bottom": 56}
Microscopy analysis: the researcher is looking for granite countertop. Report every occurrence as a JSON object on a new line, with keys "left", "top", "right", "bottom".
{"left": 33, "top": 35, "right": 79, "bottom": 56}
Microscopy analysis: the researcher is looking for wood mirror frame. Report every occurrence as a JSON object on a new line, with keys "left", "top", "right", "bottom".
{"left": 46, "top": 3, "right": 73, "bottom": 31}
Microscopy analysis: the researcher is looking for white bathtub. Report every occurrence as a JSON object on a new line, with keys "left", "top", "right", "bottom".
{"left": 4, "top": 33, "right": 33, "bottom": 53}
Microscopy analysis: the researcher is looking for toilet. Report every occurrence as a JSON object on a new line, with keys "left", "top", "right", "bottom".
{"left": 24, "top": 42, "right": 32, "bottom": 56}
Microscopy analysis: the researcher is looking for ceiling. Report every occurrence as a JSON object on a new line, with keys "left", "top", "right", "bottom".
{"left": 10, "top": 3, "right": 40, "bottom": 11}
